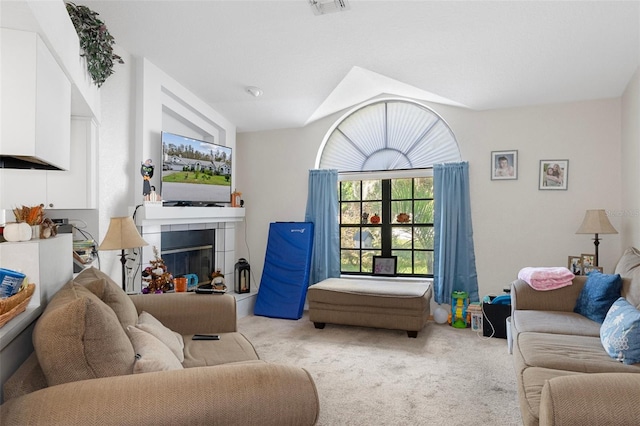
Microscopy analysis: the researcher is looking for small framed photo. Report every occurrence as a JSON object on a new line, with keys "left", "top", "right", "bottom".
{"left": 539, "top": 160, "right": 569, "bottom": 190}
{"left": 583, "top": 265, "right": 603, "bottom": 275}
{"left": 491, "top": 150, "right": 518, "bottom": 180}
{"left": 568, "top": 256, "right": 582, "bottom": 275}
{"left": 580, "top": 254, "right": 595, "bottom": 270}
{"left": 373, "top": 256, "right": 397, "bottom": 276}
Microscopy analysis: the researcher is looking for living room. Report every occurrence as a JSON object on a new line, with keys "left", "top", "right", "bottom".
{"left": 1, "top": 1, "right": 639, "bottom": 424}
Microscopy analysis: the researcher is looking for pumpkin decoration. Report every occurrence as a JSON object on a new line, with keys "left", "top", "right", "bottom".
{"left": 396, "top": 213, "right": 411, "bottom": 223}
{"left": 370, "top": 213, "right": 381, "bottom": 224}
{"left": 3, "top": 222, "right": 32, "bottom": 242}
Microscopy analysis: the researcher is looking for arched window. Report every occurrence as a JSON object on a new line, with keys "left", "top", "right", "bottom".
{"left": 315, "top": 98, "right": 460, "bottom": 277}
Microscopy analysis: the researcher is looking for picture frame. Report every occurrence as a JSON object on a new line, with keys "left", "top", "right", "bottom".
{"left": 372, "top": 256, "right": 397, "bottom": 276}
{"left": 539, "top": 160, "right": 569, "bottom": 190}
{"left": 491, "top": 150, "right": 518, "bottom": 180}
{"left": 580, "top": 253, "right": 595, "bottom": 271}
{"left": 583, "top": 265, "right": 603, "bottom": 275}
{"left": 568, "top": 255, "right": 582, "bottom": 275}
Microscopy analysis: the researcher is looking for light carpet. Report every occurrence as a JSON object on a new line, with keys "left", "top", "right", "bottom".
{"left": 238, "top": 313, "right": 522, "bottom": 426}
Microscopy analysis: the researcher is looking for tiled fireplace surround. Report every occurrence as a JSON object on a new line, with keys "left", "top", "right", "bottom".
{"left": 133, "top": 205, "right": 255, "bottom": 317}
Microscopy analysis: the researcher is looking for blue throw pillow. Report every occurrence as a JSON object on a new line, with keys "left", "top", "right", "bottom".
{"left": 600, "top": 297, "right": 640, "bottom": 365}
{"left": 573, "top": 270, "right": 622, "bottom": 323}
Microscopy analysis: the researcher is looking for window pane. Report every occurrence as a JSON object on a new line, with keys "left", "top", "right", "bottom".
{"left": 414, "top": 177, "right": 434, "bottom": 199}
{"left": 363, "top": 202, "right": 382, "bottom": 224}
{"left": 413, "top": 200, "right": 434, "bottom": 224}
{"left": 394, "top": 250, "right": 413, "bottom": 274}
{"left": 361, "top": 250, "right": 378, "bottom": 273}
{"left": 414, "top": 251, "right": 433, "bottom": 275}
{"left": 341, "top": 181, "right": 361, "bottom": 201}
{"left": 362, "top": 180, "right": 381, "bottom": 200}
{"left": 392, "top": 200, "right": 413, "bottom": 223}
{"left": 391, "top": 178, "right": 412, "bottom": 200}
{"left": 353, "top": 227, "right": 375, "bottom": 248}
{"left": 341, "top": 202, "right": 361, "bottom": 225}
{"left": 341, "top": 249, "right": 361, "bottom": 272}
{"left": 392, "top": 227, "right": 413, "bottom": 249}
{"left": 414, "top": 226, "right": 434, "bottom": 249}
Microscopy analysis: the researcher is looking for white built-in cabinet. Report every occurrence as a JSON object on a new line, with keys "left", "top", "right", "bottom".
{"left": 0, "top": 118, "right": 97, "bottom": 210}
{"left": 0, "top": 28, "right": 98, "bottom": 210}
{"left": 0, "top": 28, "right": 70, "bottom": 170}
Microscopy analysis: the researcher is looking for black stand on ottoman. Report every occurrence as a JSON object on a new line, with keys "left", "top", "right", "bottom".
{"left": 307, "top": 278, "right": 432, "bottom": 338}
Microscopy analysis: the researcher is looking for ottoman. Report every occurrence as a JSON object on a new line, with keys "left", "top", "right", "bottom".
{"left": 307, "top": 278, "right": 432, "bottom": 337}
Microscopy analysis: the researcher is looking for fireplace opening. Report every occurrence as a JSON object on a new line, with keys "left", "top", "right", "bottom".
{"left": 161, "top": 229, "right": 215, "bottom": 287}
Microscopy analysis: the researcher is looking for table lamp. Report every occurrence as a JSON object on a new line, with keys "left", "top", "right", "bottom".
{"left": 575, "top": 209, "right": 617, "bottom": 267}
{"left": 99, "top": 216, "right": 148, "bottom": 291}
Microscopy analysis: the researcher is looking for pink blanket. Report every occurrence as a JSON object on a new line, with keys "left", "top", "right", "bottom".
{"left": 517, "top": 267, "right": 575, "bottom": 291}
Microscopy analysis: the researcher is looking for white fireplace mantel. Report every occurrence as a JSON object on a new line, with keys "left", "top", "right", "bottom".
{"left": 133, "top": 205, "right": 245, "bottom": 227}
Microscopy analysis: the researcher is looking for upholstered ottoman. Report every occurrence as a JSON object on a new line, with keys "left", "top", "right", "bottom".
{"left": 307, "top": 278, "right": 432, "bottom": 337}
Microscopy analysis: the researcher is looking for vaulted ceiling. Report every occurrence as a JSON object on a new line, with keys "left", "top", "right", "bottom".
{"left": 78, "top": 1, "right": 639, "bottom": 132}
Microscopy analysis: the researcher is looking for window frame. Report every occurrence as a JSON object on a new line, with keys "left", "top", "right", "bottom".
{"left": 339, "top": 169, "right": 434, "bottom": 278}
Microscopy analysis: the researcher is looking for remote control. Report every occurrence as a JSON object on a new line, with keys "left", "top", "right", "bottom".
{"left": 192, "top": 334, "right": 220, "bottom": 340}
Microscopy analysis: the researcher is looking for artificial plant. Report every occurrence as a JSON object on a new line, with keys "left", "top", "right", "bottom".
{"left": 65, "top": 2, "right": 124, "bottom": 87}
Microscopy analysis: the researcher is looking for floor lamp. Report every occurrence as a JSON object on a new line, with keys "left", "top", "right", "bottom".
{"left": 575, "top": 209, "right": 618, "bottom": 267}
{"left": 99, "top": 216, "right": 148, "bottom": 291}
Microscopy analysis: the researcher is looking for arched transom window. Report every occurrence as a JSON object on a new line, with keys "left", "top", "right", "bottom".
{"left": 316, "top": 98, "right": 461, "bottom": 172}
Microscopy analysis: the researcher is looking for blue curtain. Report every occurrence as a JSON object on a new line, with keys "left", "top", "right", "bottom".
{"left": 433, "top": 162, "right": 479, "bottom": 304}
{"left": 305, "top": 169, "right": 340, "bottom": 284}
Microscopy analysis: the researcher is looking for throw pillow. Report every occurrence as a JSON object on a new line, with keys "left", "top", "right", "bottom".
{"left": 600, "top": 297, "right": 640, "bottom": 365}
{"left": 127, "top": 326, "right": 184, "bottom": 373}
{"left": 136, "top": 311, "right": 185, "bottom": 362}
{"left": 74, "top": 267, "right": 139, "bottom": 329}
{"left": 33, "top": 281, "right": 136, "bottom": 386}
{"left": 574, "top": 270, "right": 622, "bottom": 323}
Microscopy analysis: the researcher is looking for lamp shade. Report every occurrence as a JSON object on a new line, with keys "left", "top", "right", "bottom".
{"left": 575, "top": 210, "right": 618, "bottom": 235}
{"left": 99, "top": 217, "right": 148, "bottom": 250}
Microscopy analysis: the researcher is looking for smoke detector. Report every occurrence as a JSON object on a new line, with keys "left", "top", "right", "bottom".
{"left": 309, "top": 0, "right": 350, "bottom": 16}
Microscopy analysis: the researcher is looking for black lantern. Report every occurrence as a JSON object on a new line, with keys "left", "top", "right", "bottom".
{"left": 234, "top": 258, "right": 250, "bottom": 294}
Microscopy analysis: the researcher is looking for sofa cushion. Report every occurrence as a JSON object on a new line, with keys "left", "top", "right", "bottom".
{"left": 515, "top": 332, "right": 639, "bottom": 374}
{"left": 74, "top": 267, "right": 139, "bottom": 329}
{"left": 182, "top": 332, "right": 260, "bottom": 368}
{"left": 136, "top": 311, "right": 185, "bottom": 362}
{"left": 613, "top": 249, "right": 640, "bottom": 310}
{"left": 127, "top": 326, "right": 184, "bottom": 373}
{"left": 573, "top": 270, "right": 622, "bottom": 323}
{"left": 600, "top": 297, "right": 640, "bottom": 365}
{"left": 33, "top": 281, "right": 135, "bottom": 386}
{"left": 512, "top": 310, "right": 600, "bottom": 337}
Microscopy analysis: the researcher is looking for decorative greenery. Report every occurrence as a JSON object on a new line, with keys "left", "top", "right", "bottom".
{"left": 65, "top": 2, "right": 124, "bottom": 87}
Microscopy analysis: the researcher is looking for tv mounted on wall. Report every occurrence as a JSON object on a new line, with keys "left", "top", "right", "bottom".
{"left": 160, "top": 131, "right": 232, "bottom": 207}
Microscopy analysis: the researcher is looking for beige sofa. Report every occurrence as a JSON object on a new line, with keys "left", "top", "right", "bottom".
{"left": 511, "top": 248, "right": 640, "bottom": 426}
{"left": 0, "top": 268, "right": 319, "bottom": 425}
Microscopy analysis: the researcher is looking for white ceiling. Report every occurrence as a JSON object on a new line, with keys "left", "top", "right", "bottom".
{"left": 80, "top": 1, "right": 639, "bottom": 133}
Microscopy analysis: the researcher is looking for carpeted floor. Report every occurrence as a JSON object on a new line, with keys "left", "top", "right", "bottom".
{"left": 238, "top": 313, "right": 522, "bottom": 426}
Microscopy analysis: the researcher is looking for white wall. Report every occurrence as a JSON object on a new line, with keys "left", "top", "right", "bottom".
{"left": 97, "top": 45, "right": 137, "bottom": 280}
{"left": 237, "top": 96, "right": 626, "bottom": 299}
{"left": 621, "top": 68, "right": 640, "bottom": 249}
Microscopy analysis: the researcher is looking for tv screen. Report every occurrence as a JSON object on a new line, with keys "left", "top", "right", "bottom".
{"left": 160, "top": 131, "right": 232, "bottom": 206}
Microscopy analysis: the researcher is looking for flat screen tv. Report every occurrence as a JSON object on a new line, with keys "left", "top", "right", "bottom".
{"left": 160, "top": 131, "right": 232, "bottom": 207}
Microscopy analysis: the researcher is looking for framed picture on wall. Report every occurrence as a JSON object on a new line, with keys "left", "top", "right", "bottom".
{"left": 568, "top": 255, "right": 582, "bottom": 275}
{"left": 491, "top": 150, "right": 518, "bottom": 180}
{"left": 539, "top": 160, "right": 569, "bottom": 190}
{"left": 373, "top": 256, "right": 397, "bottom": 276}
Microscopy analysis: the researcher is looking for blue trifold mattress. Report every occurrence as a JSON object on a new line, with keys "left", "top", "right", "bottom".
{"left": 254, "top": 222, "right": 314, "bottom": 320}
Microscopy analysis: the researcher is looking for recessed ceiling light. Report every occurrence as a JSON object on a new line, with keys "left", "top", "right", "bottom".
{"left": 245, "top": 86, "right": 263, "bottom": 97}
